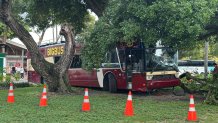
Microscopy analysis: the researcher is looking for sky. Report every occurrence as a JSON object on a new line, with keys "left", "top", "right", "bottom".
{"left": 11, "top": 26, "right": 61, "bottom": 45}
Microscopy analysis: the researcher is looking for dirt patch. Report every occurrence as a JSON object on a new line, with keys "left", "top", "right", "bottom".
{"left": 132, "top": 89, "right": 205, "bottom": 102}
{"left": 146, "top": 93, "right": 204, "bottom": 102}
{"left": 46, "top": 87, "right": 205, "bottom": 102}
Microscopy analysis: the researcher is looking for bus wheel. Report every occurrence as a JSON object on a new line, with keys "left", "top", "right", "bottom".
{"left": 108, "top": 74, "right": 117, "bottom": 93}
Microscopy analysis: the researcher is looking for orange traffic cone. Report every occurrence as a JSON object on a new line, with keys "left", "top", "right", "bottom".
{"left": 82, "top": 88, "right": 90, "bottom": 111}
{"left": 124, "top": 91, "right": 134, "bottom": 116}
{"left": 7, "top": 82, "right": 15, "bottom": 103}
{"left": 187, "top": 94, "right": 198, "bottom": 121}
{"left": 39, "top": 84, "right": 47, "bottom": 107}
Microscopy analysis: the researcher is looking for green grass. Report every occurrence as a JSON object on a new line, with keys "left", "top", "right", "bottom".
{"left": 0, "top": 87, "right": 218, "bottom": 123}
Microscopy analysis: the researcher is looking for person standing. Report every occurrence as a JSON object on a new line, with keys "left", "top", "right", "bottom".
{"left": 11, "top": 66, "right": 16, "bottom": 75}
{"left": 20, "top": 67, "right": 24, "bottom": 79}
{"left": 213, "top": 63, "right": 218, "bottom": 80}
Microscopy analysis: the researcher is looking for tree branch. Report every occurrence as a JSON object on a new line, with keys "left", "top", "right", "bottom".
{"left": 198, "top": 24, "right": 218, "bottom": 40}
{"left": 199, "top": 31, "right": 218, "bottom": 40}
{"left": 56, "top": 23, "right": 75, "bottom": 74}
{"left": 205, "top": 24, "right": 218, "bottom": 30}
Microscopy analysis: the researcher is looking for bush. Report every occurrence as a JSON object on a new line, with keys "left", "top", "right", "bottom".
{"left": 0, "top": 82, "right": 30, "bottom": 89}
{"left": 13, "top": 72, "right": 21, "bottom": 81}
{"left": 0, "top": 74, "right": 4, "bottom": 82}
{"left": 14, "top": 82, "right": 30, "bottom": 88}
{"left": 0, "top": 82, "right": 9, "bottom": 89}
{"left": 5, "top": 74, "right": 11, "bottom": 83}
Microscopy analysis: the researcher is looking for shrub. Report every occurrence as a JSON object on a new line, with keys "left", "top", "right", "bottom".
{"left": 5, "top": 74, "right": 11, "bottom": 83}
{"left": 0, "top": 82, "right": 30, "bottom": 89}
{"left": 0, "top": 74, "right": 3, "bottom": 82}
{"left": 13, "top": 72, "right": 21, "bottom": 81}
{"left": 14, "top": 82, "right": 30, "bottom": 88}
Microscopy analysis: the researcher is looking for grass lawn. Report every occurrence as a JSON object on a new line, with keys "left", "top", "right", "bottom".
{"left": 0, "top": 87, "right": 218, "bottom": 123}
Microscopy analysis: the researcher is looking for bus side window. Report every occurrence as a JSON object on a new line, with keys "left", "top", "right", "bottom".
{"left": 70, "top": 55, "right": 82, "bottom": 68}
{"left": 54, "top": 56, "right": 61, "bottom": 63}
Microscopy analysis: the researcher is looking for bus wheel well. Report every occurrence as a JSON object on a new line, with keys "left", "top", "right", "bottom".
{"left": 103, "top": 73, "right": 110, "bottom": 91}
{"left": 108, "top": 73, "right": 117, "bottom": 93}
{"left": 103, "top": 72, "right": 117, "bottom": 92}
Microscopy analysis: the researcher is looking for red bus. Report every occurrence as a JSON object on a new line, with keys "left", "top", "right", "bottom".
{"left": 27, "top": 41, "right": 180, "bottom": 92}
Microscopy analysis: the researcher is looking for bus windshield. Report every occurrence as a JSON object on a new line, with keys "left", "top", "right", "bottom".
{"left": 118, "top": 47, "right": 178, "bottom": 72}
{"left": 145, "top": 48, "right": 178, "bottom": 72}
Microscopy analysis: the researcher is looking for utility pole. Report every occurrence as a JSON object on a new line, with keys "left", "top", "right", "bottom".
{"left": 53, "top": 26, "right": 55, "bottom": 43}
{"left": 204, "top": 41, "right": 209, "bottom": 79}
{"left": 56, "top": 25, "right": 58, "bottom": 42}
{"left": 21, "top": 49, "right": 24, "bottom": 67}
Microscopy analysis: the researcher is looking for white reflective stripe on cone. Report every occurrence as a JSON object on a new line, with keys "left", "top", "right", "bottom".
{"left": 9, "top": 86, "right": 13, "bottom": 90}
{"left": 8, "top": 93, "right": 14, "bottom": 96}
{"left": 189, "top": 107, "right": 196, "bottom": 111}
{"left": 127, "top": 95, "right": 132, "bottom": 100}
{"left": 42, "top": 95, "right": 47, "bottom": 99}
{"left": 84, "top": 99, "right": 89, "bottom": 103}
{"left": 190, "top": 99, "right": 194, "bottom": 104}
{"left": 43, "top": 88, "right": 46, "bottom": 93}
{"left": 85, "top": 91, "right": 88, "bottom": 96}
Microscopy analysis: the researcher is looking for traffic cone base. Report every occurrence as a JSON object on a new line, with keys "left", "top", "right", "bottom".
{"left": 124, "top": 91, "right": 134, "bottom": 116}
{"left": 82, "top": 88, "right": 90, "bottom": 111}
{"left": 124, "top": 101, "right": 134, "bottom": 116}
{"left": 187, "top": 111, "right": 197, "bottom": 121}
{"left": 7, "top": 96, "right": 15, "bottom": 103}
{"left": 7, "top": 83, "right": 15, "bottom": 103}
{"left": 82, "top": 102, "right": 90, "bottom": 111}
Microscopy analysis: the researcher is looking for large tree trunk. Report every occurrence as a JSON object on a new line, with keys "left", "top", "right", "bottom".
{"left": 44, "top": 70, "right": 70, "bottom": 93}
{"left": 0, "top": 0, "right": 75, "bottom": 93}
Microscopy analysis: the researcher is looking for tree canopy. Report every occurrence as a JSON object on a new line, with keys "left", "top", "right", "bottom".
{"left": 21, "top": 0, "right": 88, "bottom": 34}
{"left": 13, "top": 0, "right": 107, "bottom": 35}
{"left": 82, "top": 0, "right": 218, "bottom": 69}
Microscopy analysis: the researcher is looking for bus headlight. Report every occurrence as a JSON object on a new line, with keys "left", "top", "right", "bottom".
{"left": 175, "top": 72, "right": 179, "bottom": 78}
{"left": 146, "top": 75, "right": 153, "bottom": 80}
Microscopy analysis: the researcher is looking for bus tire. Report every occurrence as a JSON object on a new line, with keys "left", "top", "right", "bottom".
{"left": 108, "top": 74, "right": 117, "bottom": 93}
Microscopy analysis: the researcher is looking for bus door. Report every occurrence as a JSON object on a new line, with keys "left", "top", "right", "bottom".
{"left": 125, "top": 48, "right": 145, "bottom": 90}
{"left": 125, "top": 49, "right": 133, "bottom": 89}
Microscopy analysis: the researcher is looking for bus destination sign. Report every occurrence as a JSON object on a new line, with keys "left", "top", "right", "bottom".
{"left": 46, "top": 46, "right": 64, "bottom": 57}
